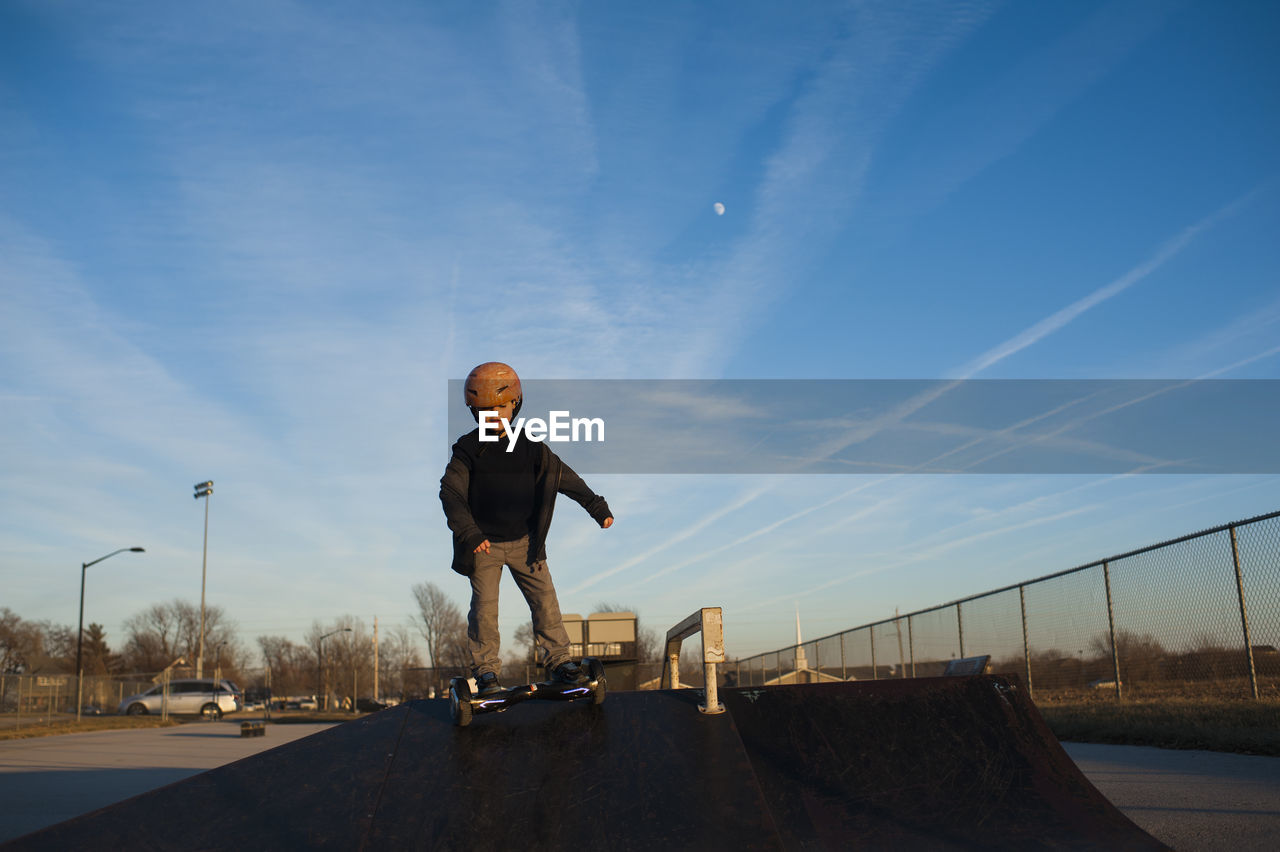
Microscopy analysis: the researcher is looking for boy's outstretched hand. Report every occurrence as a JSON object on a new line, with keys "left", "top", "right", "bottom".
{"left": 602, "top": 517, "right": 614, "bottom": 529}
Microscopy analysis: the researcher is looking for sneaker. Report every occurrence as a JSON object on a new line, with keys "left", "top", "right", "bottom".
{"left": 476, "top": 672, "right": 503, "bottom": 696}
{"left": 551, "top": 660, "right": 586, "bottom": 684}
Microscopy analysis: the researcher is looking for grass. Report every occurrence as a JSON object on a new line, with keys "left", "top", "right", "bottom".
{"left": 0, "top": 708, "right": 366, "bottom": 740}
{"left": 1033, "top": 689, "right": 1280, "bottom": 756}
{"left": 267, "top": 711, "right": 362, "bottom": 724}
{"left": 0, "top": 715, "right": 182, "bottom": 740}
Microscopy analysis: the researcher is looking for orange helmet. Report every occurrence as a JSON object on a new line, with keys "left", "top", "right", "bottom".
{"left": 464, "top": 362, "right": 523, "bottom": 420}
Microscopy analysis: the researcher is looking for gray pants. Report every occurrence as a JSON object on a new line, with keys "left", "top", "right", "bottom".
{"left": 467, "top": 536, "right": 572, "bottom": 678}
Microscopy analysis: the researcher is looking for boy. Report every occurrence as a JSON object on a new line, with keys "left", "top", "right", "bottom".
{"left": 439, "top": 361, "right": 614, "bottom": 696}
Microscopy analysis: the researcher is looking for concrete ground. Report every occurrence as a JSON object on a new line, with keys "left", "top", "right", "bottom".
{"left": 0, "top": 720, "right": 335, "bottom": 843}
{"left": 0, "top": 724, "right": 1277, "bottom": 849}
{"left": 1061, "top": 742, "right": 1280, "bottom": 852}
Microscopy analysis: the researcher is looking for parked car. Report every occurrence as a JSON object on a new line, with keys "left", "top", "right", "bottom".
{"left": 117, "top": 679, "right": 243, "bottom": 719}
{"left": 241, "top": 685, "right": 272, "bottom": 711}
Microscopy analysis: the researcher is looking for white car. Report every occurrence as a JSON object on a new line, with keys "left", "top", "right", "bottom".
{"left": 118, "top": 679, "right": 243, "bottom": 719}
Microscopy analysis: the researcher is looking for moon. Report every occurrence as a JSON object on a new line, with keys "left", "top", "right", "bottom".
{"left": 713, "top": 202, "right": 725, "bottom": 216}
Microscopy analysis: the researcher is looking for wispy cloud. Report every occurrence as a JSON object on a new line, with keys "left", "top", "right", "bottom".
{"left": 786, "top": 504, "right": 1099, "bottom": 603}
{"left": 877, "top": 0, "right": 1183, "bottom": 217}
{"left": 1156, "top": 291, "right": 1280, "bottom": 376}
{"left": 606, "top": 184, "right": 1262, "bottom": 603}
{"left": 626, "top": 478, "right": 896, "bottom": 589}
{"left": 566, "top": 481, "right": 771, "bottom": 594}
{"left": 954, "top": 188, "right": 1265, "bottom": 379}
{"left": 782, "top": 186, "right": 1265, "bottom": 473}
{"left": 671, "top": 2, "right": 994, "bottom": 375}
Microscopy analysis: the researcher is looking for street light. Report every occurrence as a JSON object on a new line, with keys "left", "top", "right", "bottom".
{"left": 193, "top": 481, "right": 213, "bottom": 678}
{"left": 211, "top": 640, "right": 228, "bottom": 686}
{"left": 317, "top": 628, "right": 352, "bottom": 711}
{"left": 77, "top": 547, "right": 145, "bottom": 721}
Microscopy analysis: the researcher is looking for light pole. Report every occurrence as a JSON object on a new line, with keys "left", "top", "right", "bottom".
{"left": 77, "top": 547, "right": 144, "bottom": 721}
{"left": 317, "top": 628, "right": 352, "bottom": 711}
{"left": 193, "top": 481, "right": 213, "bottom": 678}
{"left": 212, "top": 640, "right": 228, "bottom": 685}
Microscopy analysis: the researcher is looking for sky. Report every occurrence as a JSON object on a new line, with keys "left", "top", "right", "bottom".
{"left": 2, "top": 0, "right": 1278, "bottom": 668}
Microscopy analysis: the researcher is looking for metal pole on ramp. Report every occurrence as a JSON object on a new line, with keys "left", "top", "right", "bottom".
{"left": 661, "top": 607, "right": 725, "bottom": 714}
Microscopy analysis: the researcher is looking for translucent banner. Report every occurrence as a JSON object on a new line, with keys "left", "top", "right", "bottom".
{"left": 446, "top": 379, "right": 1280, "bottom": 474}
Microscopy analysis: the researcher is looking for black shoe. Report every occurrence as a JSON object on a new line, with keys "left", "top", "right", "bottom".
{"left": 551, "top": 660, "right": 586, "bottom": 684}
{"left": 476, "top": 672, "right": 503, "bottom": 696}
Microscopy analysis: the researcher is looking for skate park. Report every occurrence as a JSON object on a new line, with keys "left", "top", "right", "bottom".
{"left": 4, "top": 607, "right": 1279, "bottom": 851}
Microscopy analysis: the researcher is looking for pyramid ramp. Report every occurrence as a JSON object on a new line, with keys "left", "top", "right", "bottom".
{"left": 4, "top": 676, "right": 1164, "bottom": 850}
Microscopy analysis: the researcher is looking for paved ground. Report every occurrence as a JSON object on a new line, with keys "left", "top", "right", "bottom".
{"left": 1062, "top": 742, "right": 1280, "bottom": 852}
{"left": 1, "top": 721, "right": 1277, "bottom": 849}
{"left": 0, "top": 720, "right": 335, "bottom": 843}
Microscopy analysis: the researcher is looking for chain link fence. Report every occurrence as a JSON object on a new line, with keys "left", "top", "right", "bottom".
{"left": 0, "top": 673, "right": 158, "bottom": 731}
{"left": 734, "top": 509, "right": 1280, "bottom": 700}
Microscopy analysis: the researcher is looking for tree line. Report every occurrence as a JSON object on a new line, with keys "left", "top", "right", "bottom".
{"left": 1, "top": 584, "right": 667, "bottom": 703}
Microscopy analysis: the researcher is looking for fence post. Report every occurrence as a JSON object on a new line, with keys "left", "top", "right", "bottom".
{"left": 1019, "top": 585, "right": 1034, "bottom": 698}
{"left": 1229, "top": 525, "right": 1260, "bottom": 700}
{"left": 1103, "top": 562, "right": 1122, "bottom": 701}
{"left": 840, "top": 633, "right": 847, "bottom": 681}
{"left": 908, "top": 616, "right": 916, "bottom": 678}
{"left": 896, "top": 617, "right": 906, "bottom": 679}
{"left": 870, "top": 629, "right": 877, "bottom": 680}
{"left": 956, "top": 603, "right": 965, "bottom": 659}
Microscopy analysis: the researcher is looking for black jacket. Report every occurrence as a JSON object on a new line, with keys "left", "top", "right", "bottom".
{"left": 439, "top": 433, "right": 612, "bottom": 575}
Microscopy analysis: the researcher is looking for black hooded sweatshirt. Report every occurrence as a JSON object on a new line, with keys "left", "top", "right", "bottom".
{"left": 439, "top": 430, "right": 612, "bottom": 575}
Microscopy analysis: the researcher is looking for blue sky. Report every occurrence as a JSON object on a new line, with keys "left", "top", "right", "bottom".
{"left": 2, "top": 0, "right": 1278, "bottom": 664}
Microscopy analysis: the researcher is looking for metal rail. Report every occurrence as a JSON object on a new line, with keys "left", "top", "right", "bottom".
{"left": 661, "top": 607, "right": 725, "bottom": 715}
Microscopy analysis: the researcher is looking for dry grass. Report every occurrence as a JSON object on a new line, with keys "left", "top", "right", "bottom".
{"left": 0, "top": 709, "right": 364, "bottom": 739}
{"left": 0, "top": 715, "right": 181, "bottom": 740}
{"left": 1033, "top": 688, "right": 1280, "bottom": 756}
{"left": 267, "top": 711, "right": 360, "bottom": 724}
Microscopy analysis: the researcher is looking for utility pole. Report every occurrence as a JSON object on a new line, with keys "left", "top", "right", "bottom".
{"left": 194, "top": 481, "right": 213, "bottom": 678}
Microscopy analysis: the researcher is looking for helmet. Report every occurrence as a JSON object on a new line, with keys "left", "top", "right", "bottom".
{"left": 464, "top": 362, "right": 523, "bottom": 421}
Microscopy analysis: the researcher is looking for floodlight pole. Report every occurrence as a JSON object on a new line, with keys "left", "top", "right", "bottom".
{"left": 194, "top": 481, "right": 213, "bottom": 679}
{"left": 77, "top": 547, "right": 144, "bottom": 721}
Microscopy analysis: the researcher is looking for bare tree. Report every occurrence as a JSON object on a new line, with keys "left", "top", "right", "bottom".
{"left": 301, "top": 616, "right": 381, "bottom": 709}
{"left": 257, "top": 635, "right": 315, "bottom": 697}
{"left": 412, "top": 582, "right": 467, "bottom": 669}
{"left": 122, "top": 599, "right": 238, "bottom": 674}
{"left": 512, "top": 622, "right": 535, "bottom": 663}
{"left": 1088, "top": 630, "right": 1167, "bottom": 683}
{"left": 1, "top": 608, "right": 48, "bottom": 674}
{"left": 379, "top": 624, "right": 423, "bottom": 700}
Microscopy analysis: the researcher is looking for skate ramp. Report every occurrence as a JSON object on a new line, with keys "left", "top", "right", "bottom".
{"left": 4, "top": 676, "right": 1165, "bottom": 850}
{"left": 719, "top": 676, "right": 1165, "bottom": 850}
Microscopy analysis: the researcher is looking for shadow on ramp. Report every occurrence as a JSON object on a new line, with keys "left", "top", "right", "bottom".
{"left": 720, "top": 676, "right": 1165, "bottom": 850}
{"left": 3, "top": 676, "right": 1165, "bottom": 850}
